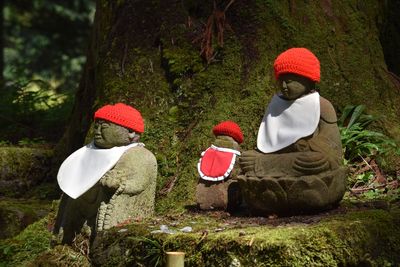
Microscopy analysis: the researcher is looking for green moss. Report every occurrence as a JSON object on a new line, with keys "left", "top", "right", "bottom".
{"left": 8, "top": 202, "right": 398, "bottom": 266}
{"left": 0, "top": 147, "right": 53, "bottom": 198}
{"left": 0, "top": 198, "right": 53, "bottom": 239}
{"left": 0, "top": 211, "right": 55, "bottom": 267}
{"left": 90, "top": 206, "right": 400, "bottom": 266}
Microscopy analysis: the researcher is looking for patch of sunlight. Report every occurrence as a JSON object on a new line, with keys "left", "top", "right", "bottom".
{"left": 13, "top": 75, "right": 68, "bottom": 111}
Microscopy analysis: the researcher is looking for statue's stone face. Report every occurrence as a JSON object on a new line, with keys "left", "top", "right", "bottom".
{"left": 279, "top": 73, "right": 314, "bottom": 100}
{"left": 94, "top": 120, "right": 131, "bottom": 148}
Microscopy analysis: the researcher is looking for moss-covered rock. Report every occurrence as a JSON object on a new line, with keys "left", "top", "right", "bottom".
{"left": 0, "top": 203, "right": 92, "bottom": 267}
{"left": 0, "top": 212, "right": 55, "bottom": 267}
{"left": 0, "top": 146, "right": 54, "bottom": 198}
{"left": 2, "top": 201, "right": 399, "bottom": 266}
{"left": 0, "top": 198, "right": 53, "bottom": 239}
{"left": 90, "top": 204, "right": 400, "bottom": 266}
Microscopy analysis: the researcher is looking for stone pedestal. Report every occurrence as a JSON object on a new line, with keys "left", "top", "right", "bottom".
{"left": 237, "top": 167, "right": 348, "bottom": 215}
{"left": 196, "top": 179, "right": 240, "bottom": 211}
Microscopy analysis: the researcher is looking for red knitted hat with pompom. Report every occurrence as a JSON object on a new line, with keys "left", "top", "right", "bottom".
{"left": 273, "top": 48, "right": 320, "bottom": 82}
{"left": 94, "top": 103, "right": 144, "bottom": 133}
{"left": 212, "top": 121, "right": 244, "bottom": 144}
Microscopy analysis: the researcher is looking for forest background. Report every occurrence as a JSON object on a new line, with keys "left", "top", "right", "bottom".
{"left": 0, "top": 0, "right": 95, "bottom": 144}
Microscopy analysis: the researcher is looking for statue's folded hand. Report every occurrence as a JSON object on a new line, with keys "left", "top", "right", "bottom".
{"left": 100, "top": 172, "right": 121, "bottom": 190}
{"left": 239, "top": 150, "right": 260, "bottom": 176}
{"left": 293, "top": 153, "right": 330, "bottom": 175}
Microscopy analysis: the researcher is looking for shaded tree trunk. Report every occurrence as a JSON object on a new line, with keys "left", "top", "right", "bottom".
{"left": 0, "top": 0, "right": 4, "bottom": 89}
{"left": 59, "top": 0, "right": 400, "bottom": 212}
{"left": 379, "top": 0, "right": 400, "bottom": 77}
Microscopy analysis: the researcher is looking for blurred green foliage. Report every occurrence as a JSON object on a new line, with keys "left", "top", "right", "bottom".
{"left": 0, "top": 0, "right": 95, "bottom": 143}
{"left": 339, "top": 105, "right": 400, "bottom": 202}
{"left": 338, "top": 105, "right": 398, "bottom": 162}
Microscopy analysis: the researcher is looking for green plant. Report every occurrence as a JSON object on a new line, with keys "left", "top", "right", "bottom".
{"left": 127, "top": 236, "right": 164, "bottom": 266}
{"left": 352, "top": 171, "right": 374, "bottom": 186}
{"left": 0, "top": 140, "right": 12, "bottom": 146}
{"left": 362, "top": 188, "right": 385, "bottom": 200}
{"left": 339, "top": 105, "right": 400, "bottom": 201}
{"left": 17, "top": 137, "right": 46, "bottom": 146}
{"left": 338, "top": 105, "right": 397, "bottom": 162}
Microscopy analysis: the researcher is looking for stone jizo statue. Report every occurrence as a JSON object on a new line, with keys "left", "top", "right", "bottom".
{"left": 196, "top": 121, "right": 243, "bottom": 211}
{"left": 239, "top": 48, "right": 347, "bottom": 215}
{"left": 54, "top": 103, "right": 157, "bottom": 244}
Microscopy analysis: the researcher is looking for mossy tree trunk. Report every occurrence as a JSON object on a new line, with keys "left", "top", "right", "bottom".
{"left": 60, "top": 0, "right": 400, "bottom": 212}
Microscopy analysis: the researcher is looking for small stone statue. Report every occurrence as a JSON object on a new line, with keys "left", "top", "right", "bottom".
{"left": 196, "top": 121, "right": 243, "bottom": 211}
{"left": 54, "top": 103, "right": 157, "bottom": 244}
{"left": 239, "top": 48, "right": 347, "bottom": 215}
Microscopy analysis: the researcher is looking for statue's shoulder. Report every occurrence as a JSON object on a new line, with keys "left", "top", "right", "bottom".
{"left": 123, "top": 145, "right": 157, "bottom": 165}
{"left": 319, "top": 96, "right": 337, "bottom": 123}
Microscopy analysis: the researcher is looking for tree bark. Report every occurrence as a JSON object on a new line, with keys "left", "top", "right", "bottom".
{"left": 59, "top": 0, "right": 400, "bottom": 211}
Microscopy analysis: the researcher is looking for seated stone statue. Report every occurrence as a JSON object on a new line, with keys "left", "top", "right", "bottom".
{"left": 53, "top": 103, "right": 157, "bottom": 244}
{"left": 239, "top": 48, "right": 347, "bottom": 215}
{"left": 196, "top": 121, "right": 243, "bottom": 211}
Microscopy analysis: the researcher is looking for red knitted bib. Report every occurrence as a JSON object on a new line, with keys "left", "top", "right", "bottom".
{"left": 197, "top": 145, "right": 240, "bottom": 181}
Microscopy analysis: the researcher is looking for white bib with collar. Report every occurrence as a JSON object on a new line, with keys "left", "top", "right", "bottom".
{"left": 57, "top": 141, "right": 142, "bottom": 199}
{"left": 257, "top": 92, "right": 320, "bottom": 153}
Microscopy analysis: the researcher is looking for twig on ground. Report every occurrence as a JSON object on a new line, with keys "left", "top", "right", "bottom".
{"left": 369, "top": 159, "right": 387, "bottom": 185}
{"left": 350, "top": 180, "right": 398, "bottom": 194}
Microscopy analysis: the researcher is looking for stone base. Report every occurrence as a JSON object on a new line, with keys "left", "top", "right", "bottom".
{"left": 196, "top": 179, "right": 241, "bottom": 211}
{"left": 237, "top": 167, "right": 348, "bottom": 215}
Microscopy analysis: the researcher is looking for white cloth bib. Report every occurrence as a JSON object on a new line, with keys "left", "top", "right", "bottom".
{"left": 57, "top": 141, "right": 142, "bottom": 199}
{"left": 257, "top": 92, "right": 320, "bottom": 153}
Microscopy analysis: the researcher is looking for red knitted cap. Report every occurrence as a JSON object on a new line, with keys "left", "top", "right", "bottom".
{"left": 273, "top": 48, "right": 320, "bottom": 82}
{"left": 212, "top": 121, "right": 244, "bottom": 144}
{"left": 94, "top": 103, "right": 144, "bottom": 133}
